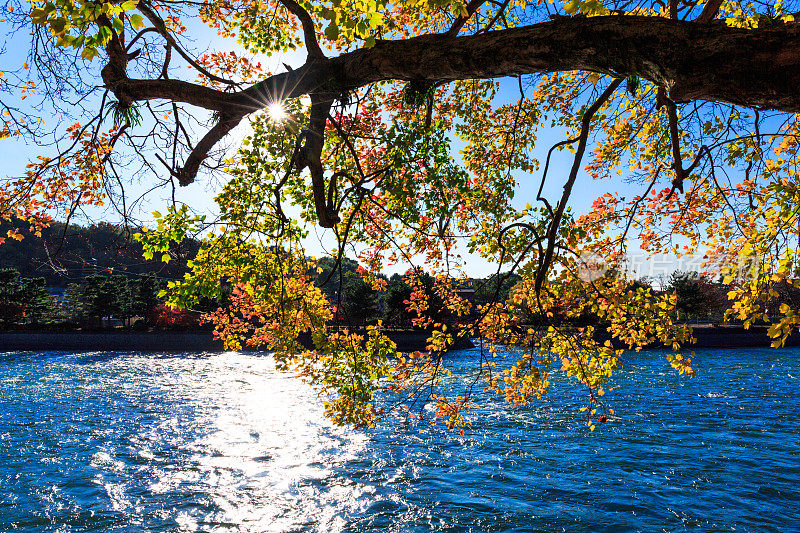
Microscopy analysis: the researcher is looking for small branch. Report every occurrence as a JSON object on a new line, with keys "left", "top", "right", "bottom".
{"left": 160, "top": 43, "right": 171, "bottom": 80}
{"left": 137, "top": 2, "right": 238, "bottom": 86}
{"left": 658, "top": 87, "right": 686, "bottom": 197}
{"left": 479, "top": 0, "right": 511, "bottom": 33}
{"left": 126, "top": 27, "right": 159, "bottom": 50}
{"left": 658, "top": 87, "right": 706, "bottom": 200}
{"left": 446, "top": 0, "right": 488, "bottom": 36}
{"left": 696, "top": 0, "right": 724, "bottom": 23}
{"left": 534, "top": 78, "right": 623, "bottom": 294}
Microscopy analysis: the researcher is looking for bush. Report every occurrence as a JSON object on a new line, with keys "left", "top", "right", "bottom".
{"left": 147, "top": 304, "right": 200, "bottom": 329}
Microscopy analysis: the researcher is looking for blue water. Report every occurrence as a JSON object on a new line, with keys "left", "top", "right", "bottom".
{"left": 0, "top": 348, "right": 798, "bottom": 532}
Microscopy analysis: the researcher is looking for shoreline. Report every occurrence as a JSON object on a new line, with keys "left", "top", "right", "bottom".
{"left": 0, "top": 330, "right": 475, "bottom": 353}
{"left": 0, "top": 326, "right": 797, "bottom": 353}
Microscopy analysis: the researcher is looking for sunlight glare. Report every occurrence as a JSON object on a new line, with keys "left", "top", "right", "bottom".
{"left": 268, "top": 102, "right": 288, "bottom": 123}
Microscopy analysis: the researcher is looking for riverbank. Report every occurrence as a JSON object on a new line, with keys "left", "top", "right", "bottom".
{"left": 593, "top": 324, "right": 800, "bottom": 349}
{"left": 0, "top": 330, "right": 475, "bottom": 352}
{"left": 0, "top": 325, "right": 795, "bottom": 353}
{"left": 683, "top": 324, "right": 800, "bottom": 348}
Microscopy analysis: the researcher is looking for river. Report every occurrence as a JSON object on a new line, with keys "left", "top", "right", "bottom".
{"left": 0, "top": 347, "right": 798, "bottom": 531}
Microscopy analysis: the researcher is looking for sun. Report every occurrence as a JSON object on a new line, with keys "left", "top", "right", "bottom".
{"left": 267, "top": 102, "right": 287, "bottom": 123}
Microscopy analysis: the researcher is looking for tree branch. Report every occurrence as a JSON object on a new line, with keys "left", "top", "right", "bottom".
{"left": 295, "top": 94, "right": 339, "bottom": 227}
{"left": 534, "top": 78, "right": 623, "bottom": 294}
{"left": 696, "top": 0, "right": 724, "bottom": 23}
{"left": 176, "top": 113, "right": 243, "bottom": 185}
{"left": 99, "top": 16, "right": 800, "bottom": 201}
{"left": 113, "top": 17, "right": 800, "bottom": 116}
{"left": 446, "top": 0, "right": 488, "bottom": 36}
{"left": 137, "top": 2, "right": 238, "bottom": 86}
{"left": 278, "top": 0, "right": 325, "bottom": 60}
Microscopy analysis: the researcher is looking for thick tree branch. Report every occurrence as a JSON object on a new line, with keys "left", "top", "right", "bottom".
{"left": 295, "top": 94, "right": 339, "bottom": 227}
{"left": 278, "top": 0, "right": 325, "bottom": 60}
{"left": 177, "top": 113, "right": 243, "bottom": 185}
{"left": 109, "top": 17, "right": 800, "bottom": 117}
{"left": 100, "top": 16, "right": 800, "bottom": 194}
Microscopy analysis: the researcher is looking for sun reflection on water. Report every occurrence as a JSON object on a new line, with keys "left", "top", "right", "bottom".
{"left": 101, "top": 353, "right": 372, "bottom": 532}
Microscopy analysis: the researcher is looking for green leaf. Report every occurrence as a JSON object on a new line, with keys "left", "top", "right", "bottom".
{"left": 49, "top": 17, "right": 68, "bottom": 35}
{"left": 129, "top": 13, "right": 144, "bottom": 29}
{"left": 81, "top": 46, "right": 99, "bottom": 60}
{"left": 120, "top": 0, "right": 138, "bottom": 11}
{"left": 99, "top": 25, "right": 113, "bottom": 42}
{"left": 563, "top": 0, "right": 580, "bottom": 14}
{"left": 31, "top": 8, "right": 48, "bottom": 24}
{"left": 324, "top": 21, "right": 339, "bottom": 41}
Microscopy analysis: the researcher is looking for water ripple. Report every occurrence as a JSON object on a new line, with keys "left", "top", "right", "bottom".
{"left": 0, "top": 348, "right": 798, "bottom": 531}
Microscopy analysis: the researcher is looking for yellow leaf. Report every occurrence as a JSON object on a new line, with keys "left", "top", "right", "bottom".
{"left": 563, "top": 0, "right": 580, "bottom": 14}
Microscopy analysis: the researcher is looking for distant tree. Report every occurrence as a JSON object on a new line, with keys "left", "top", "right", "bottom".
{"left": 84, "top": 274, "right": 122, "bottom": 326}
{"left": 57, "top": 283, "right": 88, "bottom": 323}
{"left": 473, "top": 273, "right": 522, "bottom": 310}
{"left": 315, "top": 257, "right": 384, "bottom": 326}
{"left": 18, "top": 277, "right": 51, "bottom": 324}
{"left": 765, "top": 281, "right": 800, "bottom": 321}
{"left": 667, "top": 271, "right": 726, "bottom": 322}
{"left": 133, "top": 273, "right": 165, "bottom": 323}
{"left": 383, "top": 274, "right": 413, "bottom": 328}
{"left": 0, "top": 268, "right": 52, "bottom": 325}
{"left": 0, "top": 218, "right": 200, "bottom": 287}
{"left": 0, "top": 268, "right": 25, "bottom": 324}
{"left": 111, "top": 275, "right": 138, "bottom": 326}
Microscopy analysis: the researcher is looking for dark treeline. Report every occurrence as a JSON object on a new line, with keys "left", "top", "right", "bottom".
{"left": 0, "top": 269, "right": 203, "bottom": 330}
{"left": 4, "top": 217, "right": 796, "bottom": 331}
{"left": 0, "top": 217, "right": 202, "bottom": 330}
{"left": 316, "top": 257, "right": 522, "bottom": 329}
{"left": 4, "top": 258, "right": 798, "bottom": 332}
{"left": 0, "top": 218, "right": 197, "bottom": 286}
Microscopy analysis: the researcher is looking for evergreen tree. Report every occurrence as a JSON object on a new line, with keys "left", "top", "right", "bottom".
{"left": 383, "top": 274, "right": 413, "bottom": 328}
{"left": 18, "top": 277, "right": 51, "bottom": 324}
{"left": 667, "top": 271, "right": 726, "bottom": 322}
{"left": 58, "top": 283, "right": 88, "bottom": 323}
{"left": 0, "top": 268, "right": 25, "bottom": 324}
{"left": 134, "top": 273, "right": 164, "bottom": 321}
{"left": 84, "top": 274, "right": 120, "bottom": 326}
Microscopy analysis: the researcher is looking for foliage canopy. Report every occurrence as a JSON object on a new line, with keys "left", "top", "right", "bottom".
{"left": 2, "top": 0, "right": 800, "bottom": 429}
